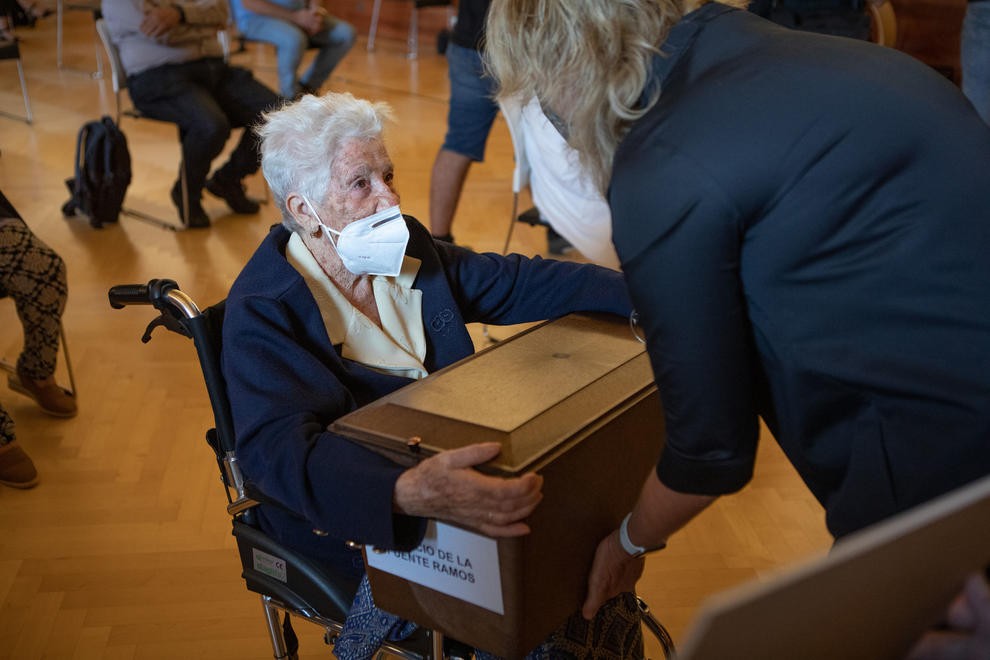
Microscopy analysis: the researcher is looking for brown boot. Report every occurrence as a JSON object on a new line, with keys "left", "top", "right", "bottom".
{"left": 0, "top": 441, "right": 39, "bottom": 489}
{"left": 8, "top": 367, "right": 77, "bottom": 418}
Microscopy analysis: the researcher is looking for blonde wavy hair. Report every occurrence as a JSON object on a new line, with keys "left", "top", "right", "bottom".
{"left": 485, "top": 0, "right": 746, "bottom": 193}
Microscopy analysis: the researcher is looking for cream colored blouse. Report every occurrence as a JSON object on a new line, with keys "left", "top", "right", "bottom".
{"left": 286, "top": 232, "right": 428, "bottom": 380}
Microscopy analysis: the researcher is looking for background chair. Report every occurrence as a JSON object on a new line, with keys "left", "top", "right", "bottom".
{"left": 367, "top": 0, "right": 453, "bottom": 59}
{"left": 0, "top": 37, "right": 33, "bottom": 124}
{"left": 56, "top": 0, "right": 103, "bottom": 77}
{"left": 95, "top": 17, "right": 190, "bottom": 231}
{"left": 0, "top": 297, "right": 77, "bottom": 402}
{"left": 94, "top": 18, "right": 188, "bottom": 230}
{"left": 96, "top": 20, "right": 266, "bottom": 231}
{"left": 868, "top": 0, "right": 897, "bottom": 47}
{"left": 476, "top": 99, "right": 532, "bottom": 344}
{"left": 496, "top": 99, "right": 532, "bottom": 257}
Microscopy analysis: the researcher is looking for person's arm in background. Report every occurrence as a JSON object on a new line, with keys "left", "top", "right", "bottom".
{"left": 139, "top": 0, "right": 227, "bottom": 41}
{"left": 240, "top": 0, "right": 323, "bottom": 35}
{"left": 906, "top": 573, "right": 990, "bottom": 660}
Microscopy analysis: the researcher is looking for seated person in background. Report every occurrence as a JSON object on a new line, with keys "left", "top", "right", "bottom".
{"left": 222, "top": 92, "right": 642, "bottom": 658}
{"left": 101, "top": 0, "right": 281, "bottom": 228}
{"left": 0, "top": 0, "right": 52, "bottom": 39}
{"left": 0, "top": 190, "right": 76, "bottom": 489}
{"left": 229, "top": 0, "right": 355, "bottom": 99}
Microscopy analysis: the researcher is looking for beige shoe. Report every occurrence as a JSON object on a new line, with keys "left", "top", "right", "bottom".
{"left": 0, "top": 441, "right": 39, "bottom": 489}
{"left": 8, "top": 367, "right": 77, "bottom": 418}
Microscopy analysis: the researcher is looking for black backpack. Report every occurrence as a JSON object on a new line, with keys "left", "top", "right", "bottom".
{"left": 62, "top": 116, "right": 132, "bottom": 229}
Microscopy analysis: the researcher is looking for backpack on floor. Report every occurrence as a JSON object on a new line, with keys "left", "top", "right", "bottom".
{"left": 62, "top": 116, "right": 132, "bottom": 229}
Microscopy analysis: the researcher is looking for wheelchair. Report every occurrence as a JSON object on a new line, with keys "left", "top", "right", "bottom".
{"left": 108, "top": 279, "right": 676, "bottom": 660}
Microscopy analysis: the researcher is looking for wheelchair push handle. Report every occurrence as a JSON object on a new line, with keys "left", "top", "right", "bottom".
{"left": 108, "top": 283, "right": 152, "bottom": 308}
{"left": 109, "top": 279, "right": 178, "bottom": 309}
{"left": 109, "top": 279, "right": 202, "bottom": 319}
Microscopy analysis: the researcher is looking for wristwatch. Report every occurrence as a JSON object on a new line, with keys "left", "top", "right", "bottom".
{"left": 619, "top": 512, "right": 667, "bottom": 558}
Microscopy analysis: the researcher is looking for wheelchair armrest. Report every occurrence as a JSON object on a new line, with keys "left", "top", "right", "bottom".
{"left": 227, "top": 496, "right": 260, "bottom": 517}
{"left": 232, "top": 518, "right": 360, "bottom": 622}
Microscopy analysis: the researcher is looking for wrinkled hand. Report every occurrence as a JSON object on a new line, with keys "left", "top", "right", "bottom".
{"left": 394, "top": 442, "right": 543, "bottom": 537}
{"left": 906, "top": 573, "right": 990, "bottom": 660}
{"left": 140, "top": 6, "right": 181, "bottom": 39}
{"left": 582, "top": 529, "right": 645, "bottom": 620}
{"left": 291, "top": 7, "right": 324, "bottom": 36}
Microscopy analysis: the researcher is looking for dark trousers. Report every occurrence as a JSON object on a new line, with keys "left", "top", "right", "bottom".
{"left": 127, "top": 58, "right": 280, "bottom": 199}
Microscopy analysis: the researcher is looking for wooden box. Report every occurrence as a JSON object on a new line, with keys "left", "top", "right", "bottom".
{"left": 331, "top": 313, "right": 664, "bottom": 658}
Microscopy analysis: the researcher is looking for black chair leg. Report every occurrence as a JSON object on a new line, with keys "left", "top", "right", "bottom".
{"left": 282, "top": 612, "right": 299, "bottom": 659}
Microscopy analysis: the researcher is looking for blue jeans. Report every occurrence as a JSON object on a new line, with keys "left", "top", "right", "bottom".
{"left": 127, "top": 59, "right": 280, "bottom": 196}
{"left": 962, "top": 0, "right": 990, "bottom": 126}
{"left": 238, "top": 14, "right": 356, "bottom": 98}
{"left": 440, "top": 43, "right": 499, "bottom": 162}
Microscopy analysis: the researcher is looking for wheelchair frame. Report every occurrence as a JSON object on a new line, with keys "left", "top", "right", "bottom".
{"left": 109, "top": 278, "right": 675, "bottom": 660}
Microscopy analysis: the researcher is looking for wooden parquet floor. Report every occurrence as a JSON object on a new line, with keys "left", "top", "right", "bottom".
{"left": 0, "top": 10, "right": 832, "bottom": 659}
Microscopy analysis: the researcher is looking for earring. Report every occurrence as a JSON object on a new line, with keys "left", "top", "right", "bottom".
{"left": 310, "top": 225, "right": 323, "bottom": 239}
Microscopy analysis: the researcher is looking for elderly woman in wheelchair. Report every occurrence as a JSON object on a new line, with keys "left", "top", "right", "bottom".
{"left": 220, "top": 91, "right": 644, "bottom": 658}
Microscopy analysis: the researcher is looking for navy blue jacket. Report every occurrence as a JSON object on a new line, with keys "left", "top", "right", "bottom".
{"left": 222, "top": 218, "right": 632, "bottom": 573}
{"left": 610, "top": 5, "right": 990, "bottom": 538}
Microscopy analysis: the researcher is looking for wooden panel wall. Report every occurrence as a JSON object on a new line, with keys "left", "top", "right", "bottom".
{"left": 890, "top": 0, "right": 967, "bottom": 83}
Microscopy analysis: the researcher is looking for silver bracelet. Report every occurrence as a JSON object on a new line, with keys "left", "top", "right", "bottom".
{"left": 619, "top": 512, "right": 666, "bottom": 557}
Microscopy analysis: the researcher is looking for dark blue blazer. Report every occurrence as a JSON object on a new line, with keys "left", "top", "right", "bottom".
{"left": 611, "top": 5, "right": 990, "bottom": 538}
{"left": 222, "top": 218, "right": 632, "bottom": 573}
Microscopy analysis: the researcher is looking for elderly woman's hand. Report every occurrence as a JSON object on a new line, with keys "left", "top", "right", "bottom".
{"left": 393, "top": 442, "right": 544, "bottom": 537}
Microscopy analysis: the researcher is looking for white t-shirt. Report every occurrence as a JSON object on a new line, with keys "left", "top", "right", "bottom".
{"left": 513, "top": 97, "right": 620, "bottom": 269}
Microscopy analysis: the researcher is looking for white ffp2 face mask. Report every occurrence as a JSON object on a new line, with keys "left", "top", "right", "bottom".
{"left": 304, "top": 199, "right": 409, "bottom": 277}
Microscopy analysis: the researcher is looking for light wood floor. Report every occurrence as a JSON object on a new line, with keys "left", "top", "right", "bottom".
{"left": 0, "top": 12, "right": 833, "bottom": 659}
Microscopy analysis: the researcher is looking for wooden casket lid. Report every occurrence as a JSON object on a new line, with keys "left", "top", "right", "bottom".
{"left": 331, "top": 313, "right": 654, "bottom": 474}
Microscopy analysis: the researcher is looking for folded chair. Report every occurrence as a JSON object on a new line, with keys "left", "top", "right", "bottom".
{"left": 108, "top": 278, "right": 676, "bottom": 660}
{"left": 867, "top": 0, "right": 897, "bottom": 47}
{"left": 367, "top": 0, "right": 453, "bottom": 59}
{"left": 478, "top": 99, "right": 532, "bottom": 344}
{"left": 56, "top": 0, "right": 104, "bottom": 77}
{"left": 0, "top": 300, "right": 77, "bottom": 403}
{"left": 0, "top": 37, "right": 32, "bottom": 124}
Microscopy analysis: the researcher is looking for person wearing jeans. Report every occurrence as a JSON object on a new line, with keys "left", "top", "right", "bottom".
{"left": 427, "top": 0, "right": 497, "bottom": 245}
{"left": 229, "top": 0, "right": 355, "bottom": 99}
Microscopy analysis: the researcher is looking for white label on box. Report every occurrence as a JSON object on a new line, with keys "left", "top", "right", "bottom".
{"left": 366, "top": 520, "right": 504, "bottom": 614}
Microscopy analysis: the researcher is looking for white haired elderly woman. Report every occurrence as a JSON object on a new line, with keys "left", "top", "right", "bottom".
{"left": 221, "top": 92, "right": 644, "bottom": 658}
